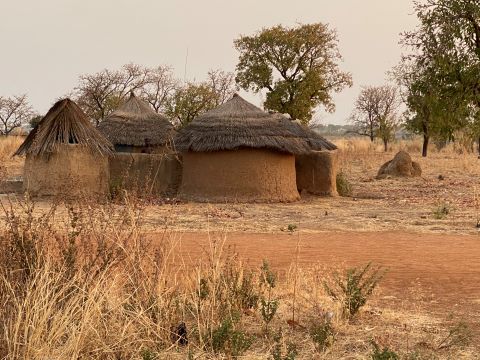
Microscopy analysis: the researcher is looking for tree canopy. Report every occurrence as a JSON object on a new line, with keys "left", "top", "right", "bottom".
{"left": 396, "top": 0, "right": 480, "bottom": 155}
{"left": 234, "top": 23, "right": 352, "bottom": 124}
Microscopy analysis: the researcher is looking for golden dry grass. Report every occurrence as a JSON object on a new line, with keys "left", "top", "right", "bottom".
{"left": 0, "top": 136, "right": 24, "bottom": 179}
{"left": 0, "top": 197, "right": 477, "bottom": 359}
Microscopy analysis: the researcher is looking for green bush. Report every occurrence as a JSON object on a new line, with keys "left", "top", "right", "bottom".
{"left": 260, "top": 261, "right": 278, "bottom": 333}
{"left": 309, "top": 316, "right": 335, "bottom": 352}
{"left": 370, "top": 341, "right": 399, "bottom": 360}
{"left": 271, "top": 328, "right": 298, "bottom": 360}
{"left": 211, "top": 317, "right": 253, "bottom": 358}
{"left": 324, "top": 262, "right": 385, "bottom": 318}
{"left": 336, "top": 171, "right": 353, "bottom": 197}
{"left": 433, "top": 202, "right": 451, "bottom": 219}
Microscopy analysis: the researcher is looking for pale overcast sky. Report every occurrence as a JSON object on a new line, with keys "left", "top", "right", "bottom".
{"left": 0, "top": 0, "right": 419, "bottom": 124}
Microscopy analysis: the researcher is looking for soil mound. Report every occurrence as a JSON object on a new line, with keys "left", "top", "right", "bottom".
{"left": 377, "top": 151, "right": 421, "bottom": 179}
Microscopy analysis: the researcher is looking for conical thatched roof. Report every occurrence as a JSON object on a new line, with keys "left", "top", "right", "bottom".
{"left": 98, "top": 93, "right": 174, "bottom": 147}
{"left": 15, "top": 99, "right": 113, "bottom": 157}
{"left": 174, "top": 94, "right": 337, "bottom": 154}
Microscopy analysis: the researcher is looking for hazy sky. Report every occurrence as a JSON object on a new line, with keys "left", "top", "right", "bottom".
{"left": 0, "top": 0, "right": 419, "bottom": 124}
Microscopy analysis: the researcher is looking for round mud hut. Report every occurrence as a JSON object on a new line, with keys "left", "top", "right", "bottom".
{"left": 98, "top": 92, "right": 174, "bottom": 154}
{"left": 97, "top": 92, "right": 181, "bottom": 196}
{"left": 292, "top": 123, "right": 338, "bottom": 196}
{"left": 15, "top": 99, "right": 113, "bottom": 198}
{"left": 175, "top": 94, "right": 335, "bottom": 203}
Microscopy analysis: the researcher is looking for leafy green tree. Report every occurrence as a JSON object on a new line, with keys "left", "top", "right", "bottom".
{"left": 29, "top": 115, "right": 43, "bottom": 129}
{"left": 234, "top": 23, "right": 352, "bottom": 124}
{"left": 398, "top": 0, "right": 480, "bottom": 155}
{"left": 165, "top": 82, "right": 218, "bottom": 127}
{"left": 165, "top": 69, "right": 237, "bottom": 127}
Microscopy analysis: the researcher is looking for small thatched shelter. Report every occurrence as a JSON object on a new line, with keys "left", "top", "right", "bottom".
{"left": 175, "top": 94, "right": 336, "bottom": 203}
{"left": 15, "top": 98, "right": 113, "bottom": 197}
{"left": 98, "top": 93, "right": 181, "bottom": 196}
{"left": 98, "top": 92, "right": 175, "bottom": 153}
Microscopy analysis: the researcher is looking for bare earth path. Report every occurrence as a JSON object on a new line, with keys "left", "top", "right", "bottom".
{"left": 164, "top": 231, "right": 480, "bottom": 327}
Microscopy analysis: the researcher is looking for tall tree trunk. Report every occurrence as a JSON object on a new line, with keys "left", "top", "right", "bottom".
{"left": 383, "top": 139, "right": 388, "bottom": 152}
{"left": 370, "top": 134, "right": 374, "bottom": 142}
{"left": 422, "top": 135, "right": 429, "bottom": 157}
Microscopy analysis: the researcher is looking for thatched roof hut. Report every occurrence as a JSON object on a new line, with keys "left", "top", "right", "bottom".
{"left": 15, "top": 98, "right": 113, "bottom": 157}
{"left": 175, "top": 94, "right": 336, "bottom": 154}
{"left": 16, "top": 98, "right": 112, "bottom": 197}
{"left": 98, "top": 92, "right": 174, "bottom": 153}
{"left": 175, "top": 94, "right": 336, "bottom": 203}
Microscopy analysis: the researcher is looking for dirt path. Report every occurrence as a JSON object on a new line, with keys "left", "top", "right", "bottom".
{"left": 161, "top": 231, "right": 480, "bottom": 324}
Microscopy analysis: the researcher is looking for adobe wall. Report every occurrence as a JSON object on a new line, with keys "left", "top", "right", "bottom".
{"left": 179, "top": 149, "right": 300, "bottom": 203}
{"left": 23, "top": 145, "right": 109, "bottom": 198}
{"left": 109, "top": 153, "right": 182, "bottom": 197}
{"left": 295, "top": 150, "right": 338, "bottom": 196}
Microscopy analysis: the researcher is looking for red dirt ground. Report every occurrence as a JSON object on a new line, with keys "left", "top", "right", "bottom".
{"left": 163, "top": 231, "right": 480, "bottom": 327}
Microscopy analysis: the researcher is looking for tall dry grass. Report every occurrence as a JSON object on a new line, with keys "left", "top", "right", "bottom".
{"left": 0, "top": 195, "right": 475, "bottom": 359}
{"left": 0, "top": 136, "right": 23, "bottom": 161}
{"left": 0, "top": 136, "right": 24, "bottom": 180}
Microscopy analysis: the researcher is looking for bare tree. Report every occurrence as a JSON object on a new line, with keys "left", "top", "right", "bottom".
{"left": 207, "top": 69, "right": 238, "bottom": 106}
{"left": 140, "top": 65, "right": 178, "bottom": 113}
{"left": 73, "top": 63, "right": 150, "bottom": 125}
{"left": 350, "top": 86, "right": 380, "bottom": 142}
{"left": 350, "top": 85, "right": 401, "bottom": 151}
{"left": 0, "top": 95, "right": 34, "bottom": 135}
{"left": 375, "top": 86, "right": 401, "bottom": 151}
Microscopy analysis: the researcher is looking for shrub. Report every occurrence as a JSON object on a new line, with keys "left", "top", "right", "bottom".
{"left": 271, "top": 328, "right": 298, "bottom": 360}
{"left": 140, "top": 348, "right": 157, "bottom": 360}
{"left": 336, "top": 171, "right": 353, "bottom": 197}
{"left": 309, "top": 314, "right": 335, "bottom": 352}
{"left": 223, "top": 258, "right": 260, "bottom": 311}
{"left": 437, "top": 321, "right": 472, "bottom": 350}
{"left": 260, "top": 261, "right": 278, "bottom": 333}
{"left": 433, "top": 202, "right": 451, "bottom": 219}
{"left": 370, "top": 341, "right": 399, "bottom": 360}
{"left": 211, "top": 317, "right": 253, "bottom": 358}
{"left": 324, "top": 262, "right": 385, "bottom": 318}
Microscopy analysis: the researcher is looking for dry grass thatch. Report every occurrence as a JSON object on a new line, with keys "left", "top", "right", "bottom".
{"left": 98, "top": 93, "right": 174, "bottom": 147}
{"left": 14, "top": 99, "right": 113, "bottom": 157}
{"left": 174, "top": 94, "right": 337, "bottom": 154}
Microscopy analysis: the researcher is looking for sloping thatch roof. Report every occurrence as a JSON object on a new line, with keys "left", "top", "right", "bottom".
{"left": 175, "top": 94, "right": 337, "bottom": 155}
{"left": 98, "top": 93, "right": 174, "bottom": 147}
{"left": 15, "top": 99, "right": 113, "bottom": 157}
